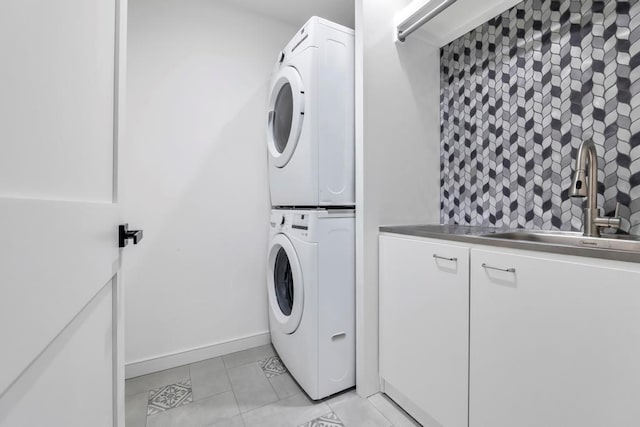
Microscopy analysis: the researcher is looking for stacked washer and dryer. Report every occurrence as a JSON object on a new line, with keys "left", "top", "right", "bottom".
{"left": 265, "top": 17, "right": 356, "bottom": 400}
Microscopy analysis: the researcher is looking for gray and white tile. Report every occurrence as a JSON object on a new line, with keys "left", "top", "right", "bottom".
{"left": 326, "top": 391, "right": 391, "bottom": 427}
{"left": 123, "top": 345, "right": 396, "bottom": 427}
{"left": 125, "top": 391, "right": 148, "bottom": 427}
{"left": 147, "top": 390, "right": 239, "bottom": 427}
{"left": 242, "top": 392, "right": 331, "bottom": 427}
{"left": 269, "top": 372, "right": 302, "bottom": 400}
{"left": 205, "top": 414, "right": 246, "bottom": 427}
{"left": 190, "top": 356, "right": 231, "bottom": 401}
{"left": 298, "top": 411, "right": 344, "bottom": 427}
{"left": 125, "top": 364, "right": 191, "bottom": 397}
{"left": 223, "top": 345, "right": 276, "bottom": 369}
{"left": 147, "top": 380, "right": 193, "bottom": 415}
{"left": 440, "top": 0, "right": 640, "bottom": 235}
{"left": 258, "top": 355, "right": 287, "bottom": 378}
{"left": 227, "top": 362, "right": 279, "bottom": 413}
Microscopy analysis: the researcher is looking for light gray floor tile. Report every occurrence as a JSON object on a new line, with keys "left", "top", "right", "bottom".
{"left": 146, "top": 390, "right": 239, "bottom": 427}
{"left": 323, "top": 389, "right": 357, "bottom": 407}
{"left": 190, "top": 356, "right": 231, "bottom": 401}
{"left": 269, "top": 372, "right": 303, "bottom": 400}
{"left": 228, "top": 362, "right": 279, "bottom": 413}
{"left": 222, "top": 344, "right": 276, "bottom": 369}
{"left": 206, "top": 414, "right": 246, "bottom": 427}
{"left": 298, "top": 411, "right": 344, "bottom": 427}
{"left": 126, "top": 365, "right": 190, "bottom": 396}
{"left": 125, "top": 391, "right": 148, "bottom": 427}
{"left": 367, "top": 393, "right": 420, "bottom": 427}
{"left": 326, "top": 390, "right": 391, "bottom": 427}
{"left": 242, "top": 392, "right": 331, "bottom": 427}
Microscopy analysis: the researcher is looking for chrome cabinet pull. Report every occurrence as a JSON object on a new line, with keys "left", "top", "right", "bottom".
{"left": 433, "top": 254, "right": 457, "bottom": 262}
{"left": 482, "top": 263, "right": 516, "bottom": 273}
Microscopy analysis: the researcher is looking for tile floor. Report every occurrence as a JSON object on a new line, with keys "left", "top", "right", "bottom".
{"left": 125, "top": 344, "right": 420, "bottom": 427}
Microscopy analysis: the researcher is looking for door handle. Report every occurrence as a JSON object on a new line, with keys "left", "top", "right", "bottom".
{"left": 433, "top": 254, "right": 457, "bottom": 262}
{"left": 119, "top": 224, "right": 144, "bottom": 248}
{"left": 481, "top": 263, "right": 515, "bottom": 273}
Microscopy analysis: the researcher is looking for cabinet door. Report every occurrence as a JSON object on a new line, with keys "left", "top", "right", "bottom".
{"left": 470, "top": 249, "right": 640, "bottom": 427}
{"left": 379, "top": 235, "right": 469, "bottom": 427}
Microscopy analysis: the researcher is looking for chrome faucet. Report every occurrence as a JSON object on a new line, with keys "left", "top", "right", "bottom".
{"left": 569, "top": 139, "right": 621, "bottom": 237}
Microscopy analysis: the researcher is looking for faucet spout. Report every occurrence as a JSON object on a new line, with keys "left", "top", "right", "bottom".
{"left": 569, "top": 140, "right": 621, "bottom": 237}
{"left": 569, "top": 140, "right": 596, "bottom": 199}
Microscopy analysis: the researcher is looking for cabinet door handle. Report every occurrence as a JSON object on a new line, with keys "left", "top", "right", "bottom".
{"left": 482, "top": 263, "right": 516, "bottom": 273}
{"left": 433, "top": 254, "right": 457, "bottom": 262}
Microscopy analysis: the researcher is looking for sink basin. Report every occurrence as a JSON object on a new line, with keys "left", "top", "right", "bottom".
{"left": 482, "top": 230, "right": 640, "bottom": 253}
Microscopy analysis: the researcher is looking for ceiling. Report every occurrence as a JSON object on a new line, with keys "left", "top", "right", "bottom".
{"left": 221, "top": 0, "right": 355, "bottom": 29}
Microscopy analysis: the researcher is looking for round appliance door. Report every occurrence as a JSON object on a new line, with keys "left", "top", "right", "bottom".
{"left": 266, "top": 66, "right": 305, "bottom": 168}
{"left": 267, "top": 234, "right": 304, "bottom": 334}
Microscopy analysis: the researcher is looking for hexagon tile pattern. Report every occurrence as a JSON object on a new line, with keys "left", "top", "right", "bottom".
{"left": 440, "top": 0, "right": 640, "bottom": 236}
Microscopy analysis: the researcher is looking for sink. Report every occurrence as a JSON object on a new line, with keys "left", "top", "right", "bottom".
{"left": 482, "top": 230, "right": 640, "bottom": 252}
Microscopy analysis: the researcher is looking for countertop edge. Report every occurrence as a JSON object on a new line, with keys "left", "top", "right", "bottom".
{"left": 379, "top": 225, "right": 640, "bottom": 264}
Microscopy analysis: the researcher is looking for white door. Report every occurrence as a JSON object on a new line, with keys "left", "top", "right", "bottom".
{"left": 0, "top": 1, "right": 129, "bottom": 426}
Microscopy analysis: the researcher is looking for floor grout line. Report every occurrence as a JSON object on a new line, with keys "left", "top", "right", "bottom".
{"left": 223, "top": 358, "right": 245, "bottom": 426}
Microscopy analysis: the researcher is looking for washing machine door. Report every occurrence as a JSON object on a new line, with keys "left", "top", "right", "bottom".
{"left": 267, "top": 234, "right": 304, "bottom": 334}
{"left": 267, "top": 66, "right": 305, "bottom": 168}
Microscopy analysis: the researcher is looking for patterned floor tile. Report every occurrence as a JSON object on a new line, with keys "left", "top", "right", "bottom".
{"left": 147, "top": 380, "right": 193, "bottom": 415}
{"left": 298, "top": 411, "right": 344, "bottom": 427}
{"left": 258, "top": 356, "right": 287, "bottom": 378}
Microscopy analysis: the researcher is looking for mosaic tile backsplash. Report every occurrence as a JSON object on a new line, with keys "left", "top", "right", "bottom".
{"left": 440, "top": 0, "right": 640, "bottom": 235}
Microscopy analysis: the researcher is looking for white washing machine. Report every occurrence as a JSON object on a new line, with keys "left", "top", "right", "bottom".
{"left": 267, "top": 208, "right": 355, "bottom": 399}
{"left": 266, "top": 17, "right": 355, "bottom": 207}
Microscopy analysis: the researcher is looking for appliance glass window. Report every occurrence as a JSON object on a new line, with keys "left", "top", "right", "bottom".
{"left": 273, "top": 83, "right": 293, "bottom": 153}
{"left": 273, "top": 247, "right": 294, "bottom": 316}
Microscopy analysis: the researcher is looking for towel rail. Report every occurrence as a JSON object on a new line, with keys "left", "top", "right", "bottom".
{"left": 397, "top": 0, "right": 458, "bottom": 42}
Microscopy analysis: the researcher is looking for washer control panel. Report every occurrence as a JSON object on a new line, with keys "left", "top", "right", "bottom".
{"left": 270, "top": 211, "right": 288, "bottom": 229}
{"left": 270, "top": 210, "right": 314, "bottom": 239}
{"left": 291, "top": 213, "right": 309, "bottom": 231}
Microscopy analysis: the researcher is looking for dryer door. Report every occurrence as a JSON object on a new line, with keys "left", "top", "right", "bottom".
{"left": 267, "top": 233, "right": 304, "bottom": 334}
{"left": 267, "top": 66, "right": 305, "bottom": 168}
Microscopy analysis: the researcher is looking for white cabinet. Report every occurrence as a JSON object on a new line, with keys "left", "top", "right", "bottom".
{"left": 470, "top": 248, "right": 640, "bottom": 427}
{"left": 379, "top": 234, "right": 469, "bottom": 427}
{"left": 379, "top": 234, "right": 640, "bottom": 427}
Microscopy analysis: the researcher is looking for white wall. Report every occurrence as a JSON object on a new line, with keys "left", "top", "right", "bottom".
{"left": 123, "top": 0, "right": 297, "bottom": 373}
{"left": 356, "top": 0, "right": 441, "bottom": 397}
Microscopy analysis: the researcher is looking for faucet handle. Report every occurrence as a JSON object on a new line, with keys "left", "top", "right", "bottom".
{"left": 595, "top": 202, "right": 623, "bottom": 232}
{"left": 608, "top": 202, "right": 623, "bottom": 231}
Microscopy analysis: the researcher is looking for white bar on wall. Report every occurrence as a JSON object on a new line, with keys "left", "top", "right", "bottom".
{"left": 394, "top": 0, "right": 522, "bottom": 46}
{"left": 396, "top": 0, "right": 457, "bottom": 42}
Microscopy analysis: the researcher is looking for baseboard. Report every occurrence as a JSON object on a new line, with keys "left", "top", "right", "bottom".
{"left": 125, "top": 331, "right": 271, "bottom": 379}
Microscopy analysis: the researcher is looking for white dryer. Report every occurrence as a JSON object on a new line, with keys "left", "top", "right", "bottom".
{"left": 267, "top": 17, "right": 355, "bottom": 207}
{"left": 267, "top": 208, "right": 355, "bottom": 400}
